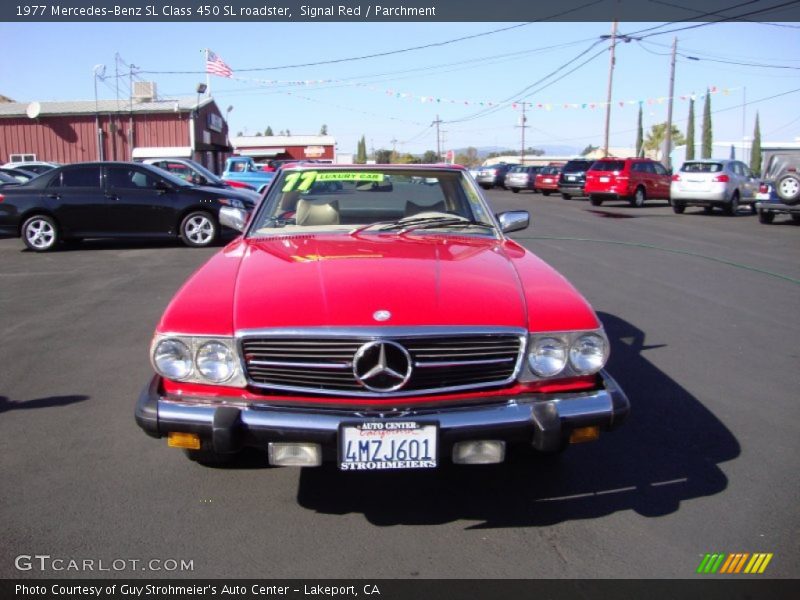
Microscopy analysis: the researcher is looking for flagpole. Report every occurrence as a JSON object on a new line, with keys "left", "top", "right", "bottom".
{"left": 204, "top": 48, "right": 211, "bottom": 96}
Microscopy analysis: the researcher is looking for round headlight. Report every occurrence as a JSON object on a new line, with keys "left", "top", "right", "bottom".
{"left": 528, "top": 337, "right": 568, "bottom": 377}
{"left": 196, "top": 341, "right": 236, "bottom": 383}
{"left": 153, "top": 339, "right": 193, "bottom": 380}
{"left": 569, "top": 333, "right": 607, "bottom": 374}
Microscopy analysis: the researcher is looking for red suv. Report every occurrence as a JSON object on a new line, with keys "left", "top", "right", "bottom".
{"left": 584, "top": 158, "right": 671, "bottom": 207}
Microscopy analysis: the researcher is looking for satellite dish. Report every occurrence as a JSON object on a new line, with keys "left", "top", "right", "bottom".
{"left": 26, "top": 101, "right": 41, "bottom": 119}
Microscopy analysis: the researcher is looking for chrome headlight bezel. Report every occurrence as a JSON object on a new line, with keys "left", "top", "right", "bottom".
{"left": 151, "top": 334, "right": 247, "bottom": 388}
{"left": 520, "top": 329, "right": 609, "bottom": 381}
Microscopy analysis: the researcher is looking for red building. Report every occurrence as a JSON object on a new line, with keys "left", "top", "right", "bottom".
{"left": 0, "top": 95, "right": 231, "bottom": 173}
{"left": 231, "top": 134, "right": 336, "bottom": 163}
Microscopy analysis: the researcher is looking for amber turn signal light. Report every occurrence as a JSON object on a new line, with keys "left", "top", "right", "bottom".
{"left": 167, "top": 432, "right": 201, "bottom": 450}
{"left": 569, "top": 426, "right": 600, "bottom": 444}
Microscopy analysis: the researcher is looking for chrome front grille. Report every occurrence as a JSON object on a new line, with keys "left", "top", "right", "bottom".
{"left": 240, "top": 330, "right": 525, "bottom": 397}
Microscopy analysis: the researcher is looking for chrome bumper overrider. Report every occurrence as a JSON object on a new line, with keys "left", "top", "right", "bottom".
{"left": 135, "top": 371, "right": 630, "bottom": 456}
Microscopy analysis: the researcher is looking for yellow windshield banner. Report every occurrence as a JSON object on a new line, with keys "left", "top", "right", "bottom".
{"left": 282, "top": 171, "right": 384, "bottom": 192}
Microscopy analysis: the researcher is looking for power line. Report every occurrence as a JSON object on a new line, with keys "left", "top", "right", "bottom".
{"left": 137, "top": 1, "right": 604, "bottom": 75}
{"left": 631, "top": 0, "right": 800, "bottom": 39}
{"left": 444, "top": 40, "right": 608, "bottom": 124}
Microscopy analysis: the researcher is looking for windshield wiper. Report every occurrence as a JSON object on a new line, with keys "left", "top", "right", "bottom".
{"left": 349, "top": 215, "right": 495, "bottom": 237}
{"left": 379, "top": 215, "right": 495, "bottom": 234}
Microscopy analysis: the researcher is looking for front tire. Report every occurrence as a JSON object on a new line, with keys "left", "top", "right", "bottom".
{"left": 180, "top": 211, "right": 217, "bottom": 247}
{"left": 631, "top": 187, "right": 646, "bottom": 208}
{"left": 22, "top": 214, "right": 59, "bottom": 252}
{"left": 726, "top": 192, "right": 740, "bottom": 216}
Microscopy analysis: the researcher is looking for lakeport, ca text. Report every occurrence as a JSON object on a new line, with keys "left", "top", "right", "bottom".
{"left": 15, "top": 584, "right": 380, "bottom": 597}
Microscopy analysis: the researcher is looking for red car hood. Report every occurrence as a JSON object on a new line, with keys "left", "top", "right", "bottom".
{"left": 158, "top": 234, "right": 600, "bottom": 335}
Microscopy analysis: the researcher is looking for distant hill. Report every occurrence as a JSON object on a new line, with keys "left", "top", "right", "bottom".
{"left": 452, "top": 145, "right": 581, "bottom": 158}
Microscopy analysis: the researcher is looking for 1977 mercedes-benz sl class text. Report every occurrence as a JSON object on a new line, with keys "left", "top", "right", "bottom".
{"left": 135, "top": 164, "right": 629, "bottom": 469}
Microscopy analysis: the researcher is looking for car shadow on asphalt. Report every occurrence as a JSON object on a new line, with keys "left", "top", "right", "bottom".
{"left": 19, "top": 236, "right": 237, "bottom": 253}
{"left": 0, "top": 395, "right": 89, "bottom": 413}
{"left": 292, "top": 312, "right": 740, "bottom": 528}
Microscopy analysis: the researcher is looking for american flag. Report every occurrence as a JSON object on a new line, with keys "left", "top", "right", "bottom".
{"left": 206, "top": 50, "right": 233, "bottom": 78}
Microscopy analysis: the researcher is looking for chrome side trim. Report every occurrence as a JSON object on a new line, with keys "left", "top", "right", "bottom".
{"left": 415, "top": 357, "right": 515, "bottom": 368}
{"left": 152, "top": 370, "right": 626, "bottom": 436}
{"left": 248, "top": 359, "right": 352, "bottom": 370}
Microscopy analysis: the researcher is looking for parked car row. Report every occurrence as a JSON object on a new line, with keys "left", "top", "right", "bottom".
{"left": 473, "top": 157, "right": 774, "bottom": 218}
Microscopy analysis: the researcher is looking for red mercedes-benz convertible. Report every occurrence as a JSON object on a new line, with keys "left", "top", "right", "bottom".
{"left": 136, "top": 164, "right": 629, "bottom": 470}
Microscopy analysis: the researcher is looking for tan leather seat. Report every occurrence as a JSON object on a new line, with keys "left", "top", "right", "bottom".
{"left": 295, "top": 198, "right": 340, "bottom": 226}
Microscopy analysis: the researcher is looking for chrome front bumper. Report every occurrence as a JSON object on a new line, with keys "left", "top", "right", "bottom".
{"left": 135, "top": 371, "right": 630, "bottom": 456}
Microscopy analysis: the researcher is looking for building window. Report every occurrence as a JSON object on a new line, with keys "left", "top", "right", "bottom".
{"left": 9, "top": 153, "right": 36, "bottom": 163}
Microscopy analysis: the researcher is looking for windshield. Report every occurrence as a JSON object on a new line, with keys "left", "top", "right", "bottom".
{"left": 563, "top": 161, "right": 592, "bottom": 173}
{"left": 140, "top": 164, "right": 193, "bottom": 187}
{"left": 248, "top": 168, "right": 496, "bottom": 237}
{"left": 188, "top": 161, "right": 223, "bottom": 183}
{"left": 681, "top": 162, "right": 723, "bottom": 173}
{"left": 590, "top": 160, "right": 625, "bottom": 172}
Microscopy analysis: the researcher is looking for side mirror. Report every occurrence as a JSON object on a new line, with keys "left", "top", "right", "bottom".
{"left": 496, "top": 210, "right": 530, "bottom": 233}
{"left": 219, "top": 206, "right": 249, "bottom": 233}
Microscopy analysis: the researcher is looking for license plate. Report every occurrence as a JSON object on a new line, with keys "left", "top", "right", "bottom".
{"left": 543, "top": 178, "right": 552, "bottom": 183}
{"left": 339, "top": 422, "right": 437, "bottom": 470}
{"left": 567, "top": 175, "right": 576, "bottom": 181}
{"left": 599, "top": 176, "right": 610, "bottom": 183}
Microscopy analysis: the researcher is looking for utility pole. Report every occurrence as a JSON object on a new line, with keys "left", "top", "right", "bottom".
{"left": 432, "top": 115, "right": 443, "bottom": 161}
{"left": 517, "top": 102, "right": 530, "bottom": 164}
{"left": 390, "top": 137, "right": 398, "bottom": 162}
{"left": 602, "top": 20, "right": 618, "bottom": 157}
{"left": 664, "top": 36, "right": 677, "bottom": 169}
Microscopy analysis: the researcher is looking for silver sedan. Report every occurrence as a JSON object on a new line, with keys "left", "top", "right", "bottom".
{"left": 671, "top": 159, "right": 759, "bottom": 215}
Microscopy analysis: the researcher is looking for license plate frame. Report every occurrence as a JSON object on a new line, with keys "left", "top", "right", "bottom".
{"left": 338, "top": 421, "right": 439, "bottom": 471}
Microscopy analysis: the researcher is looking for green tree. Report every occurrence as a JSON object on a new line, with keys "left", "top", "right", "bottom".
{"left": 320, "top": 124, "right": 328, "bottom": 135}
{"left": 644, "top": 123, "right": 686, "bottom": 157}
{"left": 702, "top": 89, "right": 713, "bottom": 159}
{"left": 580, "top": 144, "right": 599, "bottom": 157}
{"left": 421, "top": 150, "right": 439, "bottom": 163}
{"left": 750, "top": 112, "right": 762, "bottom": 175}
{"left": 635, "top": 105, "right": 644, "bottom": 157}
{"left": 374, "top": 149, "right": 393, "bottom": 164}
{"left": 265, "top": 126, "right": 274, "bottom": 136}
{"left": 355, "top": 135, "right": 367, "bottom": 163}
{"left": 453, "top": 147, "right": 480, "bottom": 167}
{"left": 685, "top": 99, "right": 695, "bottom": 160}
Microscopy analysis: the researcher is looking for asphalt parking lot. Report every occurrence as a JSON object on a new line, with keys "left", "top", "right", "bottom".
{"left": 1, "top": 189, "right": 798, "bottom": 579}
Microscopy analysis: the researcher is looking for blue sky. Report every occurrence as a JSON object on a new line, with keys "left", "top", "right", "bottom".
{"left": 2, "top": 21, "right": 799, "bottom": 155}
